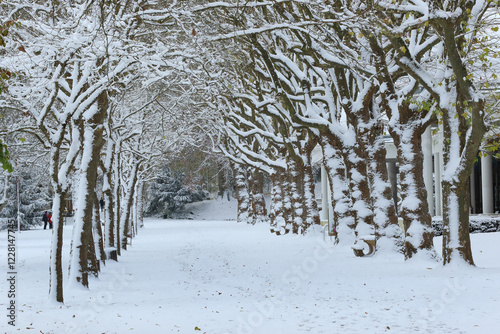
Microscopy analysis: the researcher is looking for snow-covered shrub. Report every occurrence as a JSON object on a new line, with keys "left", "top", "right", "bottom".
{"left": 191, "top": 185, "right": 209, "bottom": 202}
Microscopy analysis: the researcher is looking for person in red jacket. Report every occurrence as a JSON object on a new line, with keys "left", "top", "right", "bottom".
{"left": 48, "top": 212, "right": 53, "bottom": 229}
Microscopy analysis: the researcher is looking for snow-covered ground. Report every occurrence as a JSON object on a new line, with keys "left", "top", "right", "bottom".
{"left": 1, "top": 199, "right": 500, "bottom": 334}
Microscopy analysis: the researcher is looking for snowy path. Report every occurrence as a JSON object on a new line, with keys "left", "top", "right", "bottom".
{"left": 2, "top": 218, "right": 500, "bottom": 333}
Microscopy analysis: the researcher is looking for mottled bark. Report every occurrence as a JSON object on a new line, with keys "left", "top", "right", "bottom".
{"left": 136, "top": 181, "right": 144, "bottom": 228}
{"left": 438, "top": 17, "right": 487, "bottom": 266}
{"left": 269, "top": 171, "right": 286, "bottom": 234}
{"left": 93, "top": 194, "right": 106, "bottom": 266}
{"left": 318, "top": 136, "right": 354, "bottom": 238}
{"left": 233, "top": 164, "right": 250, "bottom": 223}
{"left": 121, "top": 162, "right": 139, "bottom": 250}
{"left": 442, "top": 181, "right": 474, "bottom": 265}
{"left": 289, "top": 157, "right": 304, "bottom": 234}
{"left": 390, "top": 126, "right": 434, "bottom": 258}
{"left": 48, "top": 115, "right": 83, "bottom": 302}
{"left": 303, "top": 137, "right": 321, "bottom": 229}
{"left": 79, "top": 203, "right": 99, "bottom": 287}
{"left": 102, "top": 139, "right": 115, "bottom": 249}
{"left": 368, "top": 34, "right": 433, "bottom": 257}
{"left": 70, "top": 92, "right": 106, "bottom": 287}
{"left": 365, "top": 123, "right": 401, "bottom": 249}
{"left": 113, "top": 142, "right": 122, "bottom": 256}
{"left": 441, "top": 101, "right": 485, "bottom": 265}
{"left": 281, "top": 170, "right": 293, "bottom": 234}
{"left": 49, "top": 189, "right": 65, "bottom": 303}
{"left": 343, "top": 144, "right": 375, "bottom": 235}
{"left": 248, "top": 168, "right": 267, "bottom": 225}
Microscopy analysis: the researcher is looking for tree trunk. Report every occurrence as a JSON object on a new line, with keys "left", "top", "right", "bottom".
{"left": 281, "top": 170, "right": 293, "bottom": 234}
{"left": 93, "top": 194, "right": 106, "bottom": 266}
{"left": 318, "top": 136, "right": 354, "bottom": 240}
{"left": 289, "top": 157, "right": 304, "bottom": 234}
{"left": 366, "top": 123, "right": 401, "bottom": 252}
{"left": 102, "top": 138, "right": 115, "bottom": 249}
{"left": 441, "top": 102, "right": 485, "bottom": 265}
{"left": 121, "top": 161, "right": 139, "bottom": 250}
{"left": 442, "top": 180, "right": 474, "bottom": 264}
{"left": 113, "top": 142, "right": 122, "bottom": 256}
{"left": 303, "top": 138, "right": 321, "bottom": 229}
{"left": 248, "top": 168, "right": 267, "bottom": 225}
{"left": 132, "top": 183, "right": 138, "bottom": 236}
{"left": 69, "top": 94, "right": 106, "bottom": 287}
{"left": 136, "top": 181, "right": 144, "bottom": 228}
{"left": 48, "top": 117, "right": 82, "bottom": 302}
{"left": 390, "top": 125, "right": 434, "bottom": 258}
{"left": 269, "top": 170, "right": 285, "bottom": 233}
{"left": 217, "top": 162, "right": 228, "bottom": 199}
{"left": 49, "top": 188, "right": 65, "bottom": 303}
{"left": 343, "top": 143, "right": 375, "bottom": 238}
{"left": 233, "top": 164, "right": 250, "bottom": 223}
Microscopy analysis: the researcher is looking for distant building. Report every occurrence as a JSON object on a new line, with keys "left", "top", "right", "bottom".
{"left": 315, "top": 126, "right": 499, "bottom": 225}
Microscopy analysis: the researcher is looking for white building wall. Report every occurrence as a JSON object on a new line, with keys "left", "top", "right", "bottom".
{"left": 317, "top": 126, "right": 494, "bottom": 219}
{"left": 422, "top": 127, "right": 434, "bottom": 216}
{"left": 481, "top": 155, "right": 494, "bottom": 214}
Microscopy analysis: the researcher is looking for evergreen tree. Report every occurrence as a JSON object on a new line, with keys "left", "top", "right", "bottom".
{"left": 145, "top": 165, "right": 207, "bottom": 218}
{"left": 0, "top": 172, "right": 51, "bottom": 230}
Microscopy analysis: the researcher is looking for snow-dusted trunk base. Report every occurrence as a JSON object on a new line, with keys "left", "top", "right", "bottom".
{"left": 319, "top": 128, "right": 398, "bottom": 251}
{"left": 69, "top": 148, "right": 100, "bottom": 286}
{"left": 288, "top": 154, "right": 320, "bottom": 235}
{"left": 48, "top": 120, "right": 81, "bottom": 303}
{"left": 248, "top": 168, "right": 267, "bottom": 225}
{"left": 121, "top": 162, "right": 139, "bottom": 250}
{"left": 102, "top": 139, "right": 115, "bottom": 250}
{"left": 289, "top": 157, "right": 303, "bottom": 234}
{"left": 136, "top": 181, "right": 144, "bottom": 228}
{"left": 49, "top": 191, "right": 65, "bottom": 303}
{"left": 343, "top": 144, "right": 375, "bottom": 241}
{"left": 439, "top": 99, "right": 484, "bottom": 266}
{"left": 232, "top": 164, "right": 249, "bottom": 221}
{"left": 233, "top": 164, "right": 250, "bottom": 223}
{"left": 439, "top": 87, "right": 485, "bottom": 265}
{"left": 94, "top": 195, "right": 106, "bottom": 265}
{"left": 303, "top": 153, "right": 320, "bottom": 229}
{"left": 442, "top": 183, "right": 474, "bottom": 265}
{"left": 319, "top": 137, "right": 353, "bottom": 241}
{"left": 366, "top": 131, "right": 402, "bottom": 253}
{"left": 69, "top": 96, "right": 106, "bottom": 288}
{"left": 113, "top": 142, "right": 122, "bottom": 256}
{"left": 367, "top": 132, "right": 400, "bottom": 235}
{"left": 391, "top": 127, "right": 434, "bottom": 259}
{"left": 103, "top": 187, "right": 115, "bottom": 248}
{"left": 269, "top": 171, "right": 286, "bottom": 234}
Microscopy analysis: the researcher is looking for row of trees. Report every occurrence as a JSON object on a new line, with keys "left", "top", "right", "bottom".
{"left": 1, "top": 0, "right": 499, "bottom": 305}
{"left": 0, "top": 0, "right": 219, "bottom": 303}
{"left": 195, "top": 0, "right": 500, "bottom": 265}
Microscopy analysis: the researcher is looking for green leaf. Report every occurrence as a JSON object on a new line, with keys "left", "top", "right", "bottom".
{"left": 0, "top": 140, "right": 13, "bottom": 172}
